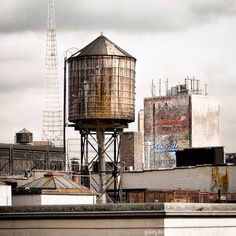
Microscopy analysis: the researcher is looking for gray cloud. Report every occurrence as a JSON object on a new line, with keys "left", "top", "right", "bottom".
{"left": 0, "top": 43, "right": 44, "bottom": 93}
{"left": 190, "top": 0, "right": 236, "bottom": 18}
{"left": 0, "top": 74, "right": 43, "bottom": 93}
{"left": 0, "top": 1, "right": 47, "bottom": 32}
{"left": 1, "top": 0, "right": 236, "bottom": 33}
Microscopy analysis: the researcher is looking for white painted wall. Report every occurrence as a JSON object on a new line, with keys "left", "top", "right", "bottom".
{"left": 13, "top": 194, "right": 96, "bottom": 206}
{"left": 191, "top": 95, "right": 220, "bottom": 147}
{"left": 165, "top": 218, "right": 236, "bottom": 236}
{"left": 41, "top": 194, "right": 96, "bottom": 205}
{"left": 120, "top": 165, "right": 236, "bottom": 193}
{"left": 0, "top": 185, "right": 12, "bottom": 206}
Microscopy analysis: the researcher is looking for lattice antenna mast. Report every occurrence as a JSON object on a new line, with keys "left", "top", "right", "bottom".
{"left": 42, "top": 0, "right": 63, "bottom": 147}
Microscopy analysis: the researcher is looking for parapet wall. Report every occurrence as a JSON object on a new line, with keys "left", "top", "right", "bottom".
{"left": 1, "top": 203, "right": 236, "bottom": 236}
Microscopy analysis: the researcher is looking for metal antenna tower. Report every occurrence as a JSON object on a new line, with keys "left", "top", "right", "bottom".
{"left": 42, "top": 0, "right": 63, "bottom": 147}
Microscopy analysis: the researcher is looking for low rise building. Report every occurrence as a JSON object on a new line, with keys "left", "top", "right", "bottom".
{"left": 13, "top": 171, "right": 97, "bottom": 206}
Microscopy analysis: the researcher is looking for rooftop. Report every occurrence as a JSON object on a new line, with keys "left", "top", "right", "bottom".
{"left": 15, "top": 171, "right": 96, "bottom": 195}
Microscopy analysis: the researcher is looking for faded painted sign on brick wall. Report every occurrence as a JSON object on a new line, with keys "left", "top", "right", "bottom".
{"left": 144, "top": 95, "right": 190, "bottom": 169}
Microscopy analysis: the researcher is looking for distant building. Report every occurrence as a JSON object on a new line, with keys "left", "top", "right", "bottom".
{"left": 144, "top": 80, "right": 220, "bottom": 169}
{"left": 0, "top": 143, "right": 65, "bottom": 176}
{"left": 120, "top": 132, "right": 143, "bottom": 171}
{"left": 0, "top": 129, "right": 65, "bottom": 176}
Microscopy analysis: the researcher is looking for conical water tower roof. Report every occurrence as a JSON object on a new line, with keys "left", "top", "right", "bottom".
{"left": 17, "top": 128, "right": 32, "bottom": 134}
{"left": 70, "top": 34, "right": 135, "bottom": 59}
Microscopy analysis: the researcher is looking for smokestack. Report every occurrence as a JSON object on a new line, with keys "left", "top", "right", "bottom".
{"left": 151, "top": 79, "right": 154, "bottom": 97}
{"left": 159, "top": 78, "right": 162, "bottom": 96}
{"left": 205, "top": 83, "right": 208, "bottom": 96}
{"left": 165, "top": 78, "right": 169, "bottom": 96}
{"left": 189, "top": 76, "right": 193, "bottom": 92}
{"left": 196, "top": 80, "right": 200, "bottom": 94}
{"left": 178, "top": 82, "right": 180, "bottom": 94}
{"left": 185, "top": 77, "right": 189, "bottom": 92}
{"left": 151, "top": 79, "right": 156, "bottom": 97}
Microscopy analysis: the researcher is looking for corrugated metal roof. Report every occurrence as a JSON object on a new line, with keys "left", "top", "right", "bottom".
{"left": 17, "top": 172, "right": 94, "bottom": 195}
{"left": 69, "top": 34, "right": 135, "bottom": 58}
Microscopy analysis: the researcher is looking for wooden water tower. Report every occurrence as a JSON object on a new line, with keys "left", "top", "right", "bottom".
{"left": 67, "top": 34, "right": 136, "bottom": 203}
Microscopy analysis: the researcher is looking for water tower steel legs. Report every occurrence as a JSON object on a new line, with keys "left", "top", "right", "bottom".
{"left": 77, "top": 128, "right": 123, "bottom": 204}
{"left": 80, "top": 131, "right": 89, "bottom": 167}
{"left": 97, "top": 129, "right": 106, "bottom": 204}
{"left": 113, "top": 131, "right": 119, "bottom": 203}
{"left": 80, "top": 131, "right": 85, "bottom": 166}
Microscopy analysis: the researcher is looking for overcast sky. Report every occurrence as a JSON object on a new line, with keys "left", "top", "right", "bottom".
{"left": 0, "top": 0, "right": 236, "bottom": 152}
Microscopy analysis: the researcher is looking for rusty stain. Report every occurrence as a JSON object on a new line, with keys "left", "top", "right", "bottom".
{"left": 53, "top": 188, "right": 92, "bottom": 194}
{"left": 211, "top": 167, "right": 229, "bottom": 193}
{"left": 220, "top": 169, "right": 229, "bottom": 193}
{"left": 68, "top": 57, "right": 136, "bottom": 125}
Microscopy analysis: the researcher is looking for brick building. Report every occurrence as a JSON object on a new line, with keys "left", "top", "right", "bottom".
{"left": 144, "top": 83, "right": 220, "bottom": 169}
